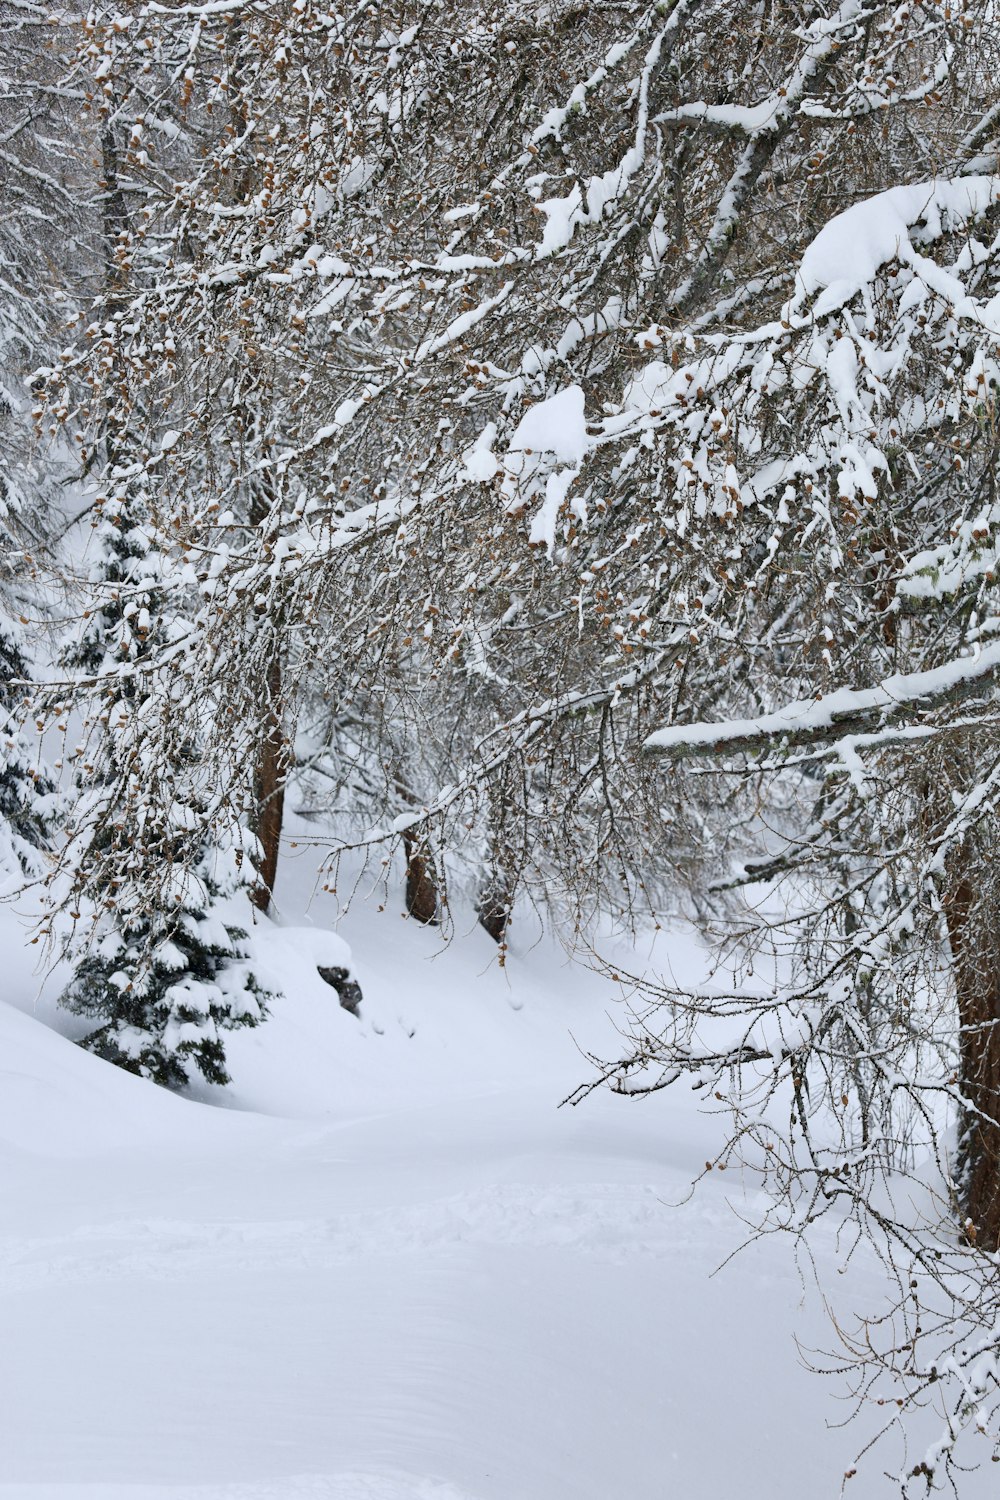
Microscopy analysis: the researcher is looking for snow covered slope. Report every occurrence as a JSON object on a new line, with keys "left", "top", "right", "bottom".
{"left": 0, "top": 870, "right": 991, "bottom": 1499}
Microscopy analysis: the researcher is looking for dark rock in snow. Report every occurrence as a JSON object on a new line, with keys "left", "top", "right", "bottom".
{"left": 317, "top": 965, "right": 363, "bottom": 1016}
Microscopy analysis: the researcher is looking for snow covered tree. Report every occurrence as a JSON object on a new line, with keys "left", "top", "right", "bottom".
{"left": 528, "top": 7, "right": 1000, "bottom": 1487}
{"left": 32, "top": 10, "right": 275, "bottom": 1087}
{"left": 0, "top": 5, "right": 87, "bottom": 885}
{"left": 43, "top": 0, "right": 988, "bottom": 938}
{"left": 60, "top": 811, "right": 270, "bottom": 1088}
{"left": 53, "top": 464, "right": 273, "bottom": 1087}
{"left": 0, "top": 621, "right": 58, "bottom": 883}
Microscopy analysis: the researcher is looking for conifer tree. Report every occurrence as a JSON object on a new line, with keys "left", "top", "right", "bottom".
{"left": 0, "top": 3, "right": 76, "bottom": 887}
{"left": 0, "top": 617, "right": 57, "bottom": 884}
{"left": 60, "top": 811, "right": 271, "bottom": 1089}
{"left": 54, "top": 425, "right": 274, "bottom": 1086}
{"left": 44, "top": 43, "right": 274, "bottom": 1088}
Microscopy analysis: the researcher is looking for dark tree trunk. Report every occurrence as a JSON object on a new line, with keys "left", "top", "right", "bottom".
{"left": 227, "top": 23, "right": 288, "bottom": 917}
{"left": 250, "top": 650, "right": 287, "bottom": 913}
{"left": 402, "top": 829, "right": 438, "bottom": 925}
{"left": 477, "top": 871, "right": 513, "bottom": 944}
{"left": 943, "top": 843, "right": 1000, "bottom": 1250}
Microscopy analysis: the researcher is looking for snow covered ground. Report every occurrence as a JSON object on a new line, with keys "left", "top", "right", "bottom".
{"left": 0, "top": 854, "right": 991, "bottom": 1499}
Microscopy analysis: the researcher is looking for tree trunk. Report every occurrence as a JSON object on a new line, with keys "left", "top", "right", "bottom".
{"left": 249, "top": 650, "right": 287, "bottom": 913}
{"left": 477, "top": 870, "right": 513, "bottom": 944}
{"left": 402, "top": 828, "right": 438, "bottom": 925}
{"left": 227, "top": 20, "right": 287, "bottom": 916}
{"left": 943, "top": 843, "right": 1000, "bottom": 1250}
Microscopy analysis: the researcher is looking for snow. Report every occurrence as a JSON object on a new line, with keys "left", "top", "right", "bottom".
{"left": 2, "top": 1484, "right": 474, "bottom": 1500}
{"left": 459, "top": 424, "right": 499, "bottom": 485}
{"left": 528, "top": 466, "right": 578, "bottom": 552}
{"left": 413, "top": 285, "right": 514, "bottom": 364}
{"left": 536, "top": 183, "right": 584, "bottom": 255}
{"left": 791, "top": 175, "right": 1000, "bottom": 317}
{"left": 655, "top": 99, "right": 784, "bottom": 133}
{"left": 0, "top": 854, "right": 994, "bottom": 1499}
{"left": 499, "top": 388, "right": 587, "bottom": 552}
{"left": 506, "top": 386, "right": 586, "bottom": 465}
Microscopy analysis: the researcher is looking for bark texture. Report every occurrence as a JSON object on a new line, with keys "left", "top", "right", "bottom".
{"left": 250, "top": 651, "right": 287, "bottom": 913}
{"left": 944, "top": 842, "right": 1000, "bottom": 1251}
{"left": 477, "top": 871, "right": 513, "bottom": 944}
{"left": 403, "top": 829, "right": 438, "bottom": 925}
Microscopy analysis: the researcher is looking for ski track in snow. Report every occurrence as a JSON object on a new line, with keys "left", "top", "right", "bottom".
{"left": 0, "top": 1181, "right": 706, "bottom": 1292}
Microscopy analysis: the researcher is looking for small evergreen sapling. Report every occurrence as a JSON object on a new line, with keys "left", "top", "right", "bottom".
{"left": 57, "top": 482, "right": 274, "bottom": 1088}
{"left": 61, "top": 826, "right": 271, "bottom": 1089}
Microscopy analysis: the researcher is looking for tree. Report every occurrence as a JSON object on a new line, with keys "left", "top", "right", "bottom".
{"left": 0, "top": 3, "right": 85, "bottom": 885}
{"left": 278, "top": 0, "right": 982, "bottom": 947}
{"left": 559, "top": 55, "right": 1000, "bottom": 1500}
{"left": 60, "top": 812, "right": 271, "bottom": 1088}
{"left": 35, "top": 6, "right": 274, "bottom": 1086}
{"left": 0, "top": 619, "right": 58, "bottom": 884}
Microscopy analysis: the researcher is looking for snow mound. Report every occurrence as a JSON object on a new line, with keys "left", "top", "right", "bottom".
{"left": 0, "top": 997, "right": 234, "bottom": 1159}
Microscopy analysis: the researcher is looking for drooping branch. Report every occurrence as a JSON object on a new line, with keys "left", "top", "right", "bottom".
{"left": 643, "top": 641, "right": 1000, "bottom": 760}
{"left": 667, "top": 0, "right": 883, "bottom": 316}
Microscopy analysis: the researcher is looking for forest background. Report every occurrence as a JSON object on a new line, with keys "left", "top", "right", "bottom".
{"left": 4, "top": 0, "right": 1000, "bottom": 1490}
